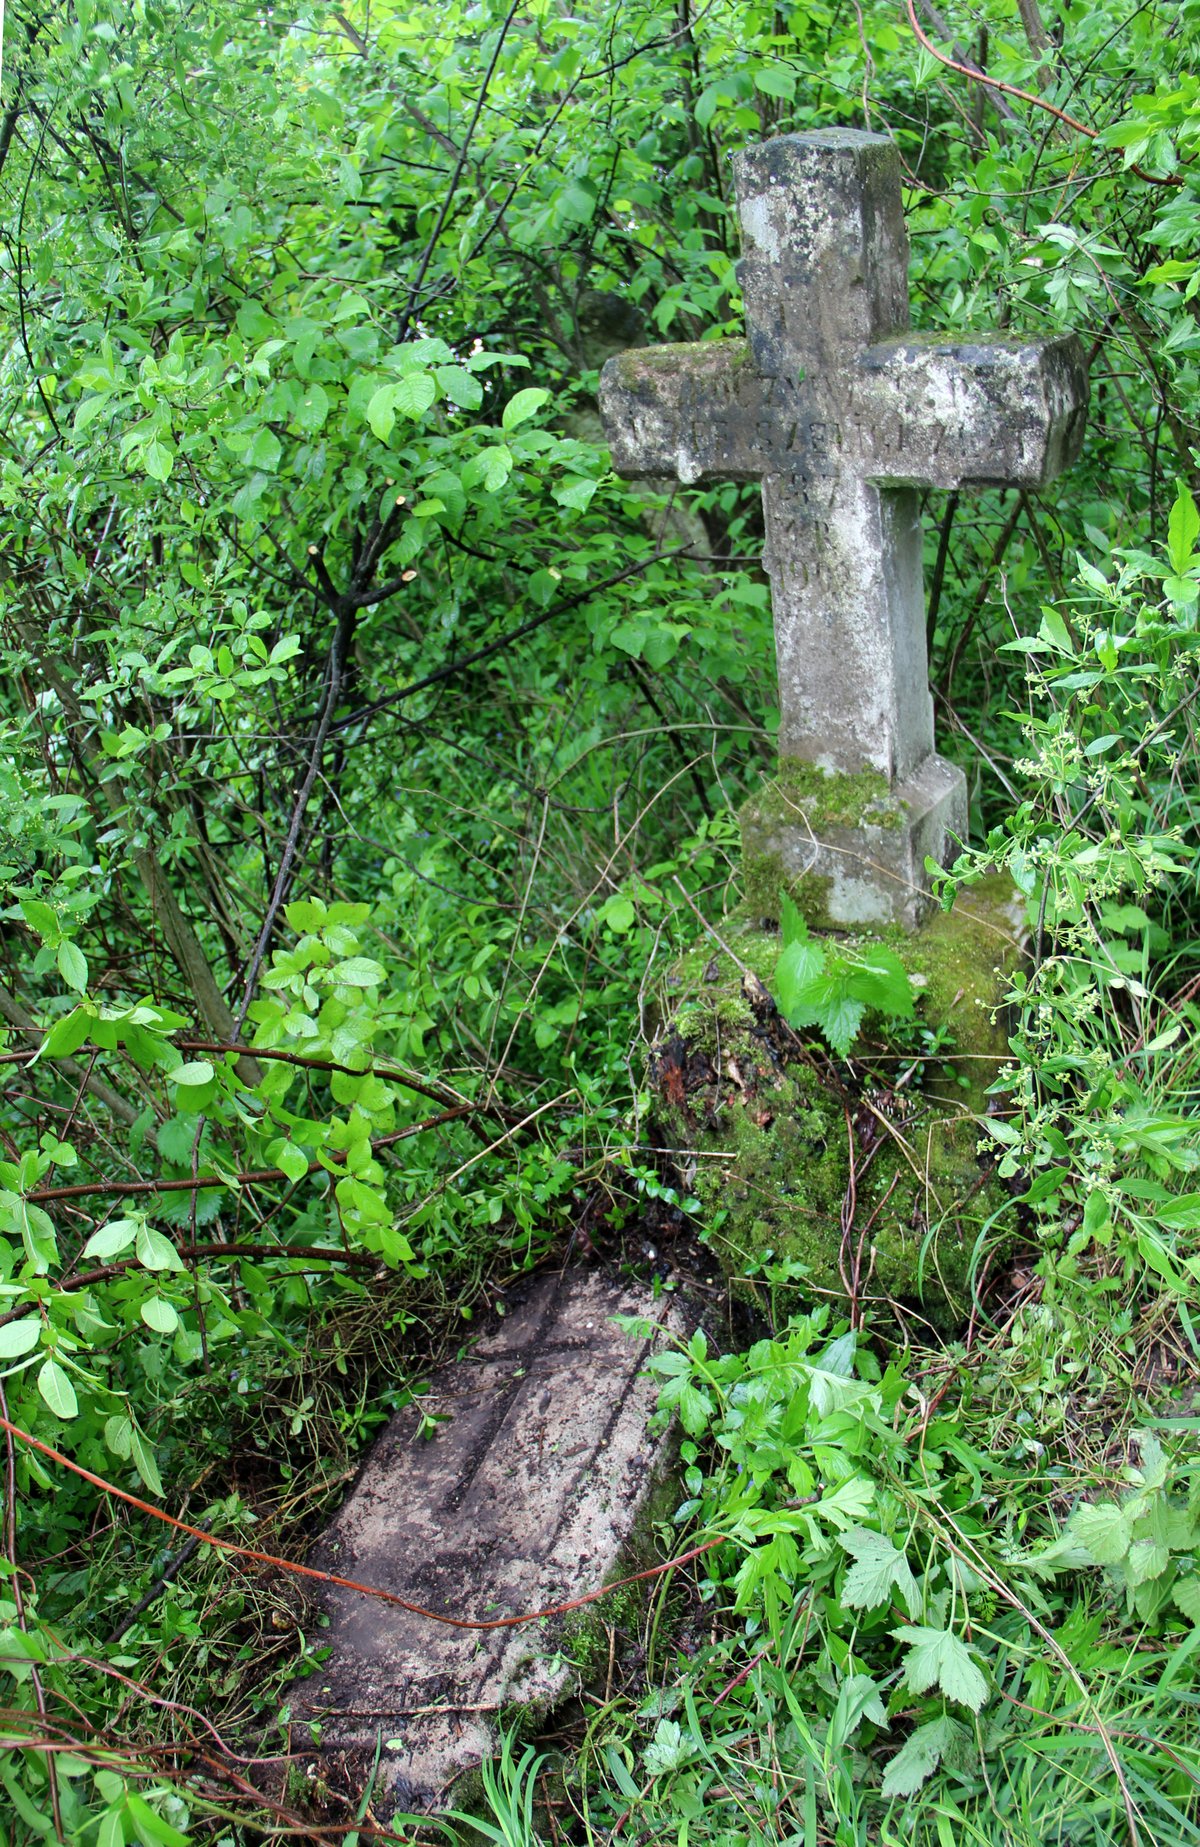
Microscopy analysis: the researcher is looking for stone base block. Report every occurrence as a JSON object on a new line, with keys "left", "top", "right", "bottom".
{"left": 739, "top": 753, "right": 967, "bottom": 931}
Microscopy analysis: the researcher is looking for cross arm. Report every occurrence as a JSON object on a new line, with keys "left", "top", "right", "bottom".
{"left": 599, "top": 339, "right": 769, "bottom": 485}
{"left": 854, "top": 332, "right": 1088, "bottom": 491}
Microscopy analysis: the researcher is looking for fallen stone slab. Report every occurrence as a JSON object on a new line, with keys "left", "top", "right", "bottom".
{"left": 289, "top": 1267, "right": 690, "bottom": 1811}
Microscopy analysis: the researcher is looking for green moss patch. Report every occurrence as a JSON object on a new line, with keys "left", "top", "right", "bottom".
{"left": 648, "top": 879, "right": 1026, "bottom": 1324}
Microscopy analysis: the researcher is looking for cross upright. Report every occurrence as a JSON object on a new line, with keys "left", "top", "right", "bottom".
{"left": 600, "top": 130, "right": 1087, "bottom": 929}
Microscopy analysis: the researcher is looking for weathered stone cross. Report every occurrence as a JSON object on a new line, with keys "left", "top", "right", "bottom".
{"left": 601, "top": 130, "right": 1087, "bottom": 928}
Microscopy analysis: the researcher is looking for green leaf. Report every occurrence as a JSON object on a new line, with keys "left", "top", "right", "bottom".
{"left": 56, "top": 940, "right": 88, "bottom": 993}
{"left": 1168, "top": 481, "right": 1200, "bottom": 576}
{"left": 1071, "top": 1501, "right": 1134, "bottom": 1565}
{"left": 273, "top": 1142, "right": 311, "bottom": 1183}
{"left": 168, "top": 1060, "right": 214, "bottom": 1087}
{"left": 367, "top": 382, "right": 398, "bottom": 441}
{"left": 839, "top": 1526, "right": 921, "bottom": 1618}
{"left": 135, "top": 1224, "right": 184, "bottom": 1272}
{"left": 20, "top": 899, "right": 60, "bottom": 945}
{"left": 0, "top": 1317, "right": 41, "bottom": 1360}
{"left": 140, "top": 1296, "right": 180, "bottom": 1334}
{"left": 847, "top": 946, "right": 915, "bottom": 1019}
{"left": 129, "top": 1420, "right": 164, "bottom": 1497}
{"left": 44, "top": 1009, "right": 91, "bottom": 1058}
{"left": 97, "top": 1807, "right": 125, "bottom": 1847}
{"left": 465, "top": 444, "right": 513, "bottom": 492}
{"left": 881, "top": 1716, "right": 969, "bottom": 1799}
{"left": 894, "top": 1624, "right": 989, "bottom": 1711}
{"left": 82, "top": 1217, "right": 140, "bottom": 1261}
{"left": 393, "top": 370, "right": 437, "bottom": 419}
{"left": 752, "top": 66, "right": 796, "bottom": 98}
{"left": 330, "top": 957, "right": 386, "bottom": 987}
{"left": 774, "top": 936, "right": 825, "bottom": 1022}
{"left": 37, "top": 1357, "right": 78, "bottom": 1420}
{"left": 502, "top": 387, "right": 550, "bottom": 431}
{"left": 125, "top": 1791, "right": 191, "bottom": 1847}
{"left": 435, "top": 365, "right": 484, "bottom": 410}
{"left": 143, "top": 438, "right": 174, "bottom": 482}
{"left": 602, "top": 896, "right": 636, "bottom": 933}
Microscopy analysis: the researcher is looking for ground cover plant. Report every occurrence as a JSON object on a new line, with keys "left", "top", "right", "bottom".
{"left": 0, "top": 0, "right": 1198, "bottom": 1841}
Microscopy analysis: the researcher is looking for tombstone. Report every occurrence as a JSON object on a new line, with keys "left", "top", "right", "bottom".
{"left": 600, "top": 130, "right": 1087, "bottom": 929}
{"left": 290, "top": 1270, "right": 690, "bottom": 1812}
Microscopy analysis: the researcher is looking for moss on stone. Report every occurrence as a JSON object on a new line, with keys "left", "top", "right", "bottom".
{"left": 753, "top": 757, "right": 899, "bottom": 832}
{"left": 649, "top": 881, "right": 1026, "bottom": 1324}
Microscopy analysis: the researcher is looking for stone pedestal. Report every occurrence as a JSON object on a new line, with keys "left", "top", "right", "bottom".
{"left": 740, "top": 755, "right": 967, "bottom": 930}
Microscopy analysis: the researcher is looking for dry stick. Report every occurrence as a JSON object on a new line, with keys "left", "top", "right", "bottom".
{"left": 903, "top": 0, "right": 1181, "bottom": 189}
{"left": 0, "top": 1411, "right": 724, "bottom": 1634}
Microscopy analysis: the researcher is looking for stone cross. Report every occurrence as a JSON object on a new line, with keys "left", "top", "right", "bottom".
{"left": 600, "top": 130, "right": 1087, "bottom": 929}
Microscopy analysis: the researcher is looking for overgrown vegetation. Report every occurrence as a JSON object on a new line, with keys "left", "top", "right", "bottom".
{"left": 0, "top": 0, "right": 1198, "bottom": 1841}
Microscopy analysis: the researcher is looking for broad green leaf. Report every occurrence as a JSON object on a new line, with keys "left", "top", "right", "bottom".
{"left": 435, "top": 365, "right": 484, "bottom": 410}
{"left": 330, "top": 957, "right": 386, "bottom": 987}
{"left": 367, "top": 382, "right": 397, "bottom": 441}
{"left": 1071, "top": 1501, "right": 1134, "bottom": 1564}
{"left": 143, "top": 438, "right": 174, "bottom": 482}
{"left": 169, "top": 1060, "right": 214, "bottom": 1087}
{"left": 125, "top": 1791, "right": 191, "bottom": 1847}
{"left": 602, "top": 896, "right": 636, "bottom": 933}
{"left": 20, "top": 899, "right": 59, "bottom": 944}
{"left": 0, "top": 1317, "right": 41, "bottom": 1360}
{"left": 56, "top": 940, "right": 88, "bottom": 993}
{"left": 44, "top": 1009, "right": 91, "bottom": 1058}
{"left": 140, "top": 1296, "right": 180, "bottom": 1334}
{"left": 774, "top": 936, "right": 825, "bottom": 1022}
{"left": 502, "top": 387, "right": 550, "bottom": 430}
{"left": 753, "top": 66, "right": 796, "bottom": 98}
{"left": 135, "top": 1223, "right": 184, "bottom": 1272}
{"left": 1168, "top": 482, "right": 1200, "bottom": 575}
{"left": 38, "top": 1357, "right": 78, "bottom": 1420}
{"left": 82, "top": 1218, "right": 140, "bottom": 1261}
{"left": 393, "top": 370, "right": 437, "bottom": 419}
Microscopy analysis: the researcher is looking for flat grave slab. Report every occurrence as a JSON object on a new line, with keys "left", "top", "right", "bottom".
{"left": 289, "top": 1268, "right": 690, "bottom": 1811}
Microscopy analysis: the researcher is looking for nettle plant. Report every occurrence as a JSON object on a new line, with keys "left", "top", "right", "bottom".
{"left": 939, "top": 485, "right": 1200, "bottom": 1294}
{"left": 773, "top": 895, "right": 917, "bottom": 1058}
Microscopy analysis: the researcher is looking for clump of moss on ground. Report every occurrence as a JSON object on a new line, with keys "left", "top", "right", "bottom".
{"left": 648, "top": 877, "right": 1025, "bottom": 1323}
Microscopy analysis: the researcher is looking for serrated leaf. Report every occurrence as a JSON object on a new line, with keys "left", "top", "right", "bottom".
{"left": 38, "top": 1357, "right": 78, "bottom": 1420}
{"left": 818, "top": 988, "right": 865, "bottom": 1058}
{"left": 839, "top": 1526, "right": 921, "bottom": 1617}
{"left": 1173, "top": 1577, "right": 1200, "bottom": 1622}
{"left": 0, "top": 1317, "right": 41, "bottom": 1360}
{"left": 1071, "top": 1501, "right": 1133, "bottom": 1565}
{"left": 881, "top": 1715, "right": 967, "bottom": 1799}
{"left": 894, "top": 1624, "right": 989, "bottom": 1711}
{"left": 775, "top": 935, "right": 825, "bottom": 1025}
{"left": 502, "top": 387, "right": 550, "bottom": 430}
